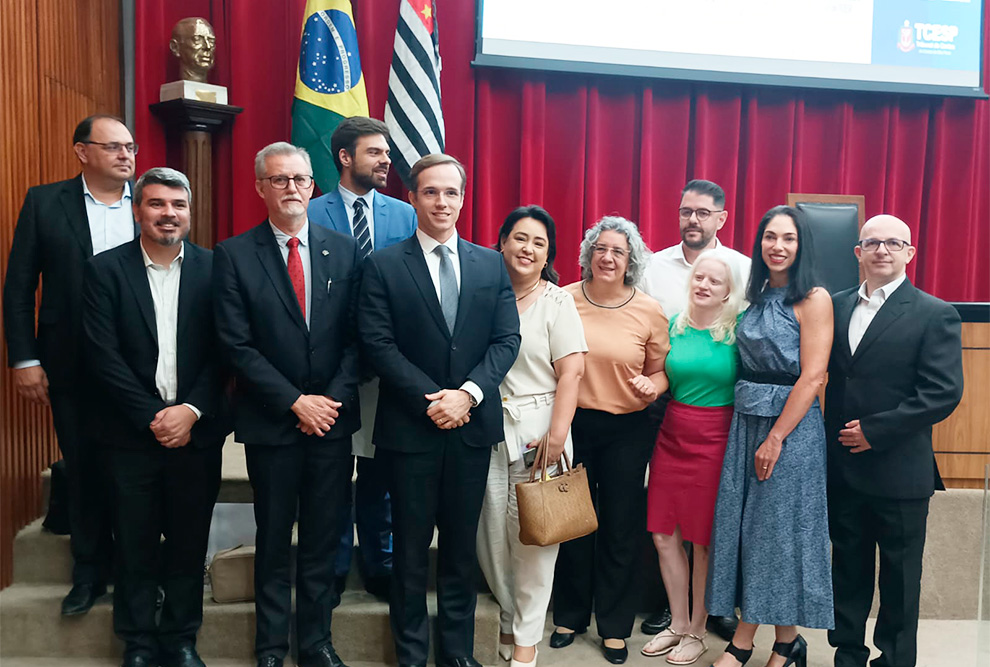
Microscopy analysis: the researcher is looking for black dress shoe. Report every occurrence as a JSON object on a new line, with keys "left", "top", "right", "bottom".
{"left": 121, "top": 654, "right": 154, "bottom": 667}
{"left": 162, "top": 645, "right": 206, "bottom": 667}
{"left": 706, "top": 613, "right": 739, "bottom": 642}
{"left": 601, "top": 640, "right": 628, "bottom": 664}
{"left": 641, "top": 608, "right": 672, "bottom": 635}
{"left": 363, "top": 574, "right": 391, "bottom": 600}
{"left": 299, "top": 643, "right": 348, "bottom": 667}
{"left": 257, "top": 656, "right": 283, "bottom": 667}
{"left": 61, "top": 582, "right": 107, "bottom": 616}
{"left": 437, "top": 658, "right": 482, "bottom": 667}
{"left": 333, "top": 574, "right": 347, "bottom": 596}
{"left": 549, "top": 628, "right": 585, "bottom": 648}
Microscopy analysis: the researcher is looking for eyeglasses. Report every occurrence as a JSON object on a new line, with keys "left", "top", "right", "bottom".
{"left": 678, "top": 207, "right": 723, "bottom": 222}
{"left": 83, "top": 141, "right": 139, "bottom": 155}
{"left": 858, "top": 238, "right": 909, "bottom": 252}
{"left": 262, "top": 174, "right": 314, "bottom": 189}
{"left": 592, "top": 244, "right": 627, "bottom": 259}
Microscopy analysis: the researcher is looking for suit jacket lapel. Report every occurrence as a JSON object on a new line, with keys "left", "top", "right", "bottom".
{"left": 373, "top": 195, "right": 390, "bottom": 250}
{"left": 851, "top": 280, "right": 915, "bottom": 362}
{"left": 835, "top": 290, "right": 858, "bottom": 366}
{"left": 402, "top": 236, "right": 450, "bottom": 339}
{"left": 121, "top": 239, "right": 157, "bottom": 343}
{"left": 176, "top": 241, "right": 199, "bottom": 343}
{"left": 308, "top": 226, "right": 331, "bottom": 336}
{"left": 62, "top": 176, "right": 94, "bottom": 257}
{"left": 326, "top": 191, "right": 350, "bottom": 236}
{"left": 255, "top": 224, "right": 307, "bottom": 332}
{"left": 452, "top": 239, "right": 477, "bottom": 339}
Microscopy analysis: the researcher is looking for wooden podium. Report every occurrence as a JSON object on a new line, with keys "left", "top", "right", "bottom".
{"left": 149, "top": 98, "right": 242, "bottom": 248}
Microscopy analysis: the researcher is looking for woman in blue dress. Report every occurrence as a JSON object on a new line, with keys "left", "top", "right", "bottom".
{"left": 705, "top": 206, "right": 834, "bottom": 667}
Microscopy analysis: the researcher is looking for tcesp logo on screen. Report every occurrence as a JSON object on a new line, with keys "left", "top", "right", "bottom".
{"left": 898, "top": 19, "right": 959, "bottom": 55}
{"left": 914, "top": 23, "right": 959, "bottom": 43}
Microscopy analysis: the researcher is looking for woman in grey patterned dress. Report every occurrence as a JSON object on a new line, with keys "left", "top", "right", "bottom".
{"left": 705, "top": 206, "right": 834, "bottom": 667}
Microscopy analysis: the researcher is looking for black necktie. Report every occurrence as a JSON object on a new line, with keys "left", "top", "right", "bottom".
{"left": 353, "top": 198, "right": 372, "bottom": 259}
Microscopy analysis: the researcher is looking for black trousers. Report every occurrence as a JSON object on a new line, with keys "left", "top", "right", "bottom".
{"left": 553, "top": 408, "right": 654, "bottom": 640}
{"left": 245, "top": 438, "right": 352, "bottom": 660}
{"left": 109, "top": 443, "right": 221, "bottom": 659}
{"left": 379, "top": 436, "right": 491, "bottom": 665}
{"left": 828, "top": 481, "right": 930, "bottom": 667}
{"left": 50, "top": 388, "right": 114, "bottom": 585}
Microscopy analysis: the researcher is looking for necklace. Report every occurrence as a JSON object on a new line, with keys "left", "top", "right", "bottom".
{"left": 581, "top": 281, "right": 636, "bottom": 309}
{"left": 515, "top": 279, "right": 543, "bottom": 301}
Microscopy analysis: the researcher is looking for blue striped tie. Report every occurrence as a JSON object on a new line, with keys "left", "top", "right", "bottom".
{"left": 353, "top": 198, "right": 372, "bottom": 259}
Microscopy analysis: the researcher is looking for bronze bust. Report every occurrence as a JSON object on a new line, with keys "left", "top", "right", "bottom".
{"left": 169, "top": 18, "right": 216, "bottom": 83}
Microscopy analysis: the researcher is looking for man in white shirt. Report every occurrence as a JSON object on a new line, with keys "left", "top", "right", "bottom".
{"left": 641, "top": 179, "right": 751, "bottom": 319}
{"left": 3, "top": 114, "right": 138, "bottom": 615}
{"left": 82, "top": 168, "right": 228, "bottom": 667}
{"left": 358, "top": 154, "right": 519, "bottom": 667}
{"left": 826, "top": 215, "right": 963, "bottom": 667}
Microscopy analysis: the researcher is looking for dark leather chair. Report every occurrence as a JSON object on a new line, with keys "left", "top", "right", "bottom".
{"left": 787, "top": 194, "right": 865, "bottom": 294}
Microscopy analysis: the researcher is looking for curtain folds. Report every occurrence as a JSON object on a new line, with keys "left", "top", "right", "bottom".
{"left": 134, "top": 1, "right": 989, "bottom": 301}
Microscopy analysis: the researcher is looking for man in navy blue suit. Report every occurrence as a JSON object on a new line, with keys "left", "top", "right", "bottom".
{"left": 308, "top": 117, "right": 417, "bottom": 599}
{"left": 359, "top": 154, "right": 520, "bottom": 667}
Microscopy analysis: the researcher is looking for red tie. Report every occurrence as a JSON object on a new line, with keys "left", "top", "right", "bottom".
{"left": 287, "top": 236, "right": 306, "bottom": 319}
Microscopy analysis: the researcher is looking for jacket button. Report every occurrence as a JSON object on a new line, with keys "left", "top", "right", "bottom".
{"left": 451, "top": 344, "right": 457, "bottom": 351}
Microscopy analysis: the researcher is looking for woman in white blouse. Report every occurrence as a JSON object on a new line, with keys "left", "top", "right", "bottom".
{"left": 477, "top": 206, "right": 588, "bottom": 667}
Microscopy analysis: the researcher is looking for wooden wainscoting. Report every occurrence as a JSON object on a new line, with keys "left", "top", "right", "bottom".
{"left": 934, "top": 322, "right": 990, "bottom": 489}
{"left": 0, "top": 0, "right": 121, "bottom": 589}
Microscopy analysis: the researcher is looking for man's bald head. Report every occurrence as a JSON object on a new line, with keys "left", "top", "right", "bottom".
{"left": 856, "top": 214, "right": 916, "bottom": 290}
{"left": 861, "top": 214, "right": 912, "bottom": 245}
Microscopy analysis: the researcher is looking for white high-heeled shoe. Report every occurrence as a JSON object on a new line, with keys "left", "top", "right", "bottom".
{"left": 498, "top": 642, "right": 513, "bottom": 661}
{"left": 510, "top": 648, "right": 538, "bottom": 667}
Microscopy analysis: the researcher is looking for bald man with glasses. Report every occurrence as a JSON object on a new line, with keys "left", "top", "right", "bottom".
{"left": 825, "top": 215, "right": 963, "bottom": 667}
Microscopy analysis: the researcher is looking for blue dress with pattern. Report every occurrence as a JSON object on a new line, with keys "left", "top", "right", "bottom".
{"left": 705, "top": 287, "right": 834, "bottom": 629}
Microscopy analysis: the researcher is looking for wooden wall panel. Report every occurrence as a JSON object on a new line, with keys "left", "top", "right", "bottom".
{"left": 935, "top": 323, "right": 990, "bottom": 489}
{"left": 0, "top": 0, "right": 121, "bottom": 590}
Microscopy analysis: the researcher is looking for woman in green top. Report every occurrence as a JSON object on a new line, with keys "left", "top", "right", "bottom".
{"left": 641, "top": 249, "right": 746, "bottom": 665}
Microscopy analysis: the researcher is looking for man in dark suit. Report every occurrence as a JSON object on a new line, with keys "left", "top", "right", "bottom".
{"left": 82, "top": 168, "right": 227, "bottom": 667}
{"left": 213, "top": 142, "right": 361, "bottom": 667}
{"left": 308, "top": 116, "right": 417, "bottom": 599}
{"left": 358, "top": 154, "right": 520, "bottom": 667}
{"left": 825, "top": 214, "right": 964, "bottom": 667}
{"left": 3, "top": 114, "right": 137, "bottom": 615}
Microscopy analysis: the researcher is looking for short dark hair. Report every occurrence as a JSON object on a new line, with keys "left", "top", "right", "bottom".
{"left": 496, "top": 205, "right": 560, "bottom": 284}
{"left": 331, "top": 117, "right": 390, "bottom": 173}
{"left": 746, "top": 205, "right": 822, "bottom": 305}
{"left": 133, "top": 167, "right": 192, "bottom": 206}
{"left": 408, "top": 154, "right": 467, "bottom": 193}
{"left": 682, "top": 179, "right": 725, "bottom": 208}
{"left": 73, "top": 114, "right": 127, "bottom": 144}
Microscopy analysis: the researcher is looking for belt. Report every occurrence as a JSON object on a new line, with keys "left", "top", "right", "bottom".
{"left": 739, "top": 369, "right": 799, "bottom": 386}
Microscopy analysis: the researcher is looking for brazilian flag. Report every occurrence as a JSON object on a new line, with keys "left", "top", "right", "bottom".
{"left": 291, "top": 0, "right": 369, "bottom": 194}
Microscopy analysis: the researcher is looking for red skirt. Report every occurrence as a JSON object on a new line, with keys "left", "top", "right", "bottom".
{"left": 647, "top": 401, "right": 733, "bottom": 546}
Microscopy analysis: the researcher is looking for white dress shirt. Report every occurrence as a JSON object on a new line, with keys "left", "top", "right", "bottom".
{"left": 641, "top": 239, "right": 752, "bottom": 318}
{"left": 139, "top": 241, "right": 200, "bottom": 419}
{"left": 414, "top": 228, "right": 482, "bottom": 405}
{"left": 82, "top": 175, "right": 135, "bottom": 255}
{"left": 15, "top": 177, "right": 135, "bottom": 370}
{"left": 848, "top": 274, "right": 907, "bottom": 355}
{"left": 270, "top": 220, "right": 312, "bottom": 328}
{"left": 337, "top": 184, "right": 376, "bottom": 243}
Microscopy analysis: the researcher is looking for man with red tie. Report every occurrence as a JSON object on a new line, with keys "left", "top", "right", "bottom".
{"left": 213, "top": 142, "right": 362, "bottom": 667}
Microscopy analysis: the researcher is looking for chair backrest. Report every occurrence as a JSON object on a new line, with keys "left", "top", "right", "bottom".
{"left": 786, "top": 193, "right": 864, "bottom": 294}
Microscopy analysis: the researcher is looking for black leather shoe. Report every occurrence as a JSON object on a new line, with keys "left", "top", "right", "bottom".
{"left": 61, "top": 582, "right": 106, "bottom": 616}
{"left": 334, "top": 575, "right": 347, "bottom": 596}
{"left": 601, "top": 640, "right": 628, "bottom": 664}
{"left": 257, "top": 657, "right": 283, "bottom": 667}
{"left": 706, "top": 613, "right": 739, "bottom": 642}
{"left": 364, "top": 574, "right": 391, "bottom": 600}
{"left": 640, "top": 608, "right": 672, "bottom": 635}
{"left": 549, "top": 627, "right": 583, "bottom": 649}
{"left": 121, "top": 654, "right": 154, "bottom": 667}
{"left": 437, "top": 658, "right": 482, "bottom": 667}
{"left": 299, "top": 643, "right": 348, "bottom": 667}
{"left": 162, "top": 645, "right": 206, "bottom": 667}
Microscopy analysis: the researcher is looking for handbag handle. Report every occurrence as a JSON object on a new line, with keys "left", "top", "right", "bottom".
{"left": 527, "top": 433, "right": 573, "bottom": 483}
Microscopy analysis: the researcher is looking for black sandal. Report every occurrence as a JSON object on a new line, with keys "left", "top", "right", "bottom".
{"left": 708, "top": 641, "right": 753, "bottom": 667}
{"left": 770, "top": 634, "right": 807, "bottom": 667}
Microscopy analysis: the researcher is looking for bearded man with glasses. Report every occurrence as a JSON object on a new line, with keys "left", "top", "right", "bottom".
{"left": 825, "top": 214, "right": 963, "bottom": 667}
{"left": 4, "top": 114, "right": 139, "bottom": 616}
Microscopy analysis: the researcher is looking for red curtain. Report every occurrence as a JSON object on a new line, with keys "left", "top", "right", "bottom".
{"left": 135, "top": 0, "right": 990, "bottom": 301}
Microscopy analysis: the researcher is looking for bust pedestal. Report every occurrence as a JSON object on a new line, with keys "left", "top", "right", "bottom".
{"left": 149, "top": 98, "right": 242, "bottom": 248}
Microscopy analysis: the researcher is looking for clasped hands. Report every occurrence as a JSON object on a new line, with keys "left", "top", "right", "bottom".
{"left": 426, "top": 389, "right": 472, "bottom": 430}
{"left": 292, "top": 394, "right": 341, "bottom": 437}
{"left": 150, "top": 404, "right": 198, "bottom": 448}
